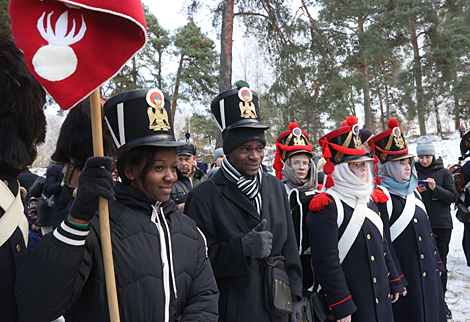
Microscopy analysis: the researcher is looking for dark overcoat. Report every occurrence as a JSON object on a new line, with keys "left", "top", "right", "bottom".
{"left": 415, "top": 157, "right": 458, "bottom": 229}
{"left": 307, "top": 194, "right": 404, "bottom": 322}
{"left": 0, "top": 172, "right": 29, "bottom": 322}
{"left": 170, "top": 167, "right": 206, "bottom": 205}
{"left": 376, "top": 190, "right": 446, "bottom": 322}
{"left": 185, "top": 170, "right": 302, "bottom": 322}
{"left": 287, "top": 188, "right": 314, "bottom": 289}
{"left": 15, "top": 182, "right": 219, "bottom": 322}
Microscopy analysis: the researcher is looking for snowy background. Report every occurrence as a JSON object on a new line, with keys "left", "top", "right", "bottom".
{"left": 408, "top": 132, "right": 470, "bottom": 321}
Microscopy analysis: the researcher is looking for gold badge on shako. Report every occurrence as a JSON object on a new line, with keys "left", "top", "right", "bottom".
{"left": 292, "top": 127, "right": 306, "bottom": 146}
{"left": 238, "top": 87, "right": 257, "bottom": 119}
{"left": 352, "top": 124, "right": 362, "bottom": 149}
{"left": 147, "top": 89, "right": 170, "bottom": 131}
{"left": 392, "top": 127, "right": 405, "bottom": 149}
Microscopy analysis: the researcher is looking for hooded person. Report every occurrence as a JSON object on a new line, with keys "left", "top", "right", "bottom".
{"left": 307, "top": 116, "right": 405, "bottom": 322}
{"left": 15, "top": 88, "right": 219, "bottom": 322}
{"left": 273, "top": 122, "right": 317, "bottom": 291}
{"left": 0, "top": 31, "right": 47, "bottom": 321}
{"left": 369, "top": 119, "right": 447, "bottom": 322}
{"left": 207, "top": 148, "right": 225, "bottom": 179}
{"left": 184, "top": 81, "right": 303, "bottom": 322}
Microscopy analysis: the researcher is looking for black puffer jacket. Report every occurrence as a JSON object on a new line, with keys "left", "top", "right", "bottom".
{"left": 416, "top": 157, "right": 458, "bottom": 229}
{"left": 170, "top": 167, "right": 206, "bottom": 205}
{"left": 15, "top": 182, "right": 219, "bottom": 322}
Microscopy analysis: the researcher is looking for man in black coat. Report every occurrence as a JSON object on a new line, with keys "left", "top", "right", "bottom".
{"left": 170, "top": 143, "right": 206, "bottom": 212}
{"left": 0, "top": 32, "right": 47, "bottom": 322}
{"left": 185, "top": 81, "right": 302, "bottom": 322}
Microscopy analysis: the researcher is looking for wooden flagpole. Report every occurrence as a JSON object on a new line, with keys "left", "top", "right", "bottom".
{"left": 90, "top": 88, "right": 121, "bottom": 322}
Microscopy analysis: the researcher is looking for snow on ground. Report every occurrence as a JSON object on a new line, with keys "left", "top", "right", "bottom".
{"left": 409, "top": 131, "right": 470, "bottom": 321}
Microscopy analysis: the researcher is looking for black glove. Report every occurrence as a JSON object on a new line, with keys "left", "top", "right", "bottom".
{"left": 289, "top": 301, "right": 302, "bottom": 322}
{"left": 69, "top": 157, "right": 115, "bottom": 221}
{"left": 241, "top": 219, "right": 273, "bottom": 258}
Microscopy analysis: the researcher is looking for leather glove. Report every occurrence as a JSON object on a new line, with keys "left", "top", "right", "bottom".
{"left": 69, "top": 157, "right": 115, "bottom": 221}
{"left": 289, "top": 301, "right": 302, "bottom": 322}
{"left": 241, "top": 219, "right": 273, "bottom": 258}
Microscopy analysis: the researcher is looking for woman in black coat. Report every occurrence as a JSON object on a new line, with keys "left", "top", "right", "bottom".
{"left": 274, "top": 122, "right": 318, "bottom": 290}
{"left": 308, "top": 117, "right": 404, "bottom": 322}
{"left": 15, "top": 90, "right": 219, "bottom": 322}
{"left": 369, "top": 120, "right": 446, "bottom": 322}
{"left": 415, "top": 136, "right": 458, "bottom": 319}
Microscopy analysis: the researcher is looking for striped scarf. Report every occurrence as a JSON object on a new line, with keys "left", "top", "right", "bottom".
{"left": 220, "top": 157, "right": 263, "bottom": 214}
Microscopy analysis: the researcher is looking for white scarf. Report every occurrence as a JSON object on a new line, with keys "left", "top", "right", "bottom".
{"left": 326, "top": 163, "right": 373, "bottom": 204}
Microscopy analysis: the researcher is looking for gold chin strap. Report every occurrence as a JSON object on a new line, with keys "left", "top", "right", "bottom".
{"left": 335, "top": 131, "right": 353, "bottom": 163}
{"left": 63, "top": 162, "right": 75, "bottom": 186}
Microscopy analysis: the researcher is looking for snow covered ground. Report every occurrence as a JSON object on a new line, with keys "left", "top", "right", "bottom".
{"left": 408, "top": 131, "right": 470, "bottom": 321}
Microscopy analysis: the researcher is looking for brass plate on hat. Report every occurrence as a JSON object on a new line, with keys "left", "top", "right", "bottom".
{"left": 392, "top": 127, "right": 405, "bottom": 149}
{"left": 238, "top": 87, "right": 257, "bottom": 119}
{"left": 147, "top": 89, "right": 170, "bottom": 131}
{"left": 292, "top": 127, "right": 306, "bottom": 146}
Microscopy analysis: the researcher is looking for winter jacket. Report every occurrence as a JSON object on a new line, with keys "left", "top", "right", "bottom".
{"left": 17, "top": 168, "right": 38, "bottom": 192}
{"left": 15, "top": 181, "right": 219, "bottom": 322}
{"left": 170, "top": 167, "right": 206, "bottom": 205}
{"left": 185, "top": 170, "right": 302, "bottom": 322}
{"left": 286, "top": 188, "right": 314, "bottom": 289}
{"left": 376, "top": 190, "right": 446, "bottom": 322}
{"left": 43, "top": 162, "right": 65, "bottom": 228}
{"left": 307, "top": 194, "right": 404, "bottom": 322}
{"left": 0, "top": 171, "right": 29, "bottom": 322}
{"left": 415, "top": 157, "right": 458, "bottom": 229}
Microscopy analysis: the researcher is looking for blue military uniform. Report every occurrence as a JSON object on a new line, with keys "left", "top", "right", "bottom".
{"left": 308, "top": 195, "right": 404, "bottom": 321}
{"left": 376, "top": 191, "right": 446, "bottom": 322}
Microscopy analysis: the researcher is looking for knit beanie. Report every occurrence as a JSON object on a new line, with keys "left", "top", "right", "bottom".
{"left": 213, "top": 148, "right": 224, "bottom": 162}
{"left": 223, "top": 127, "right": 266, "bottom": 155}
{"left": 416, "top": 136, "right": 435, "bottom": 156}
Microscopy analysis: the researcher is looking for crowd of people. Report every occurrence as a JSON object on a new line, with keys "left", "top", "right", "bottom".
{"left": 2, "top": 30, "right": 469, "bottom": 322}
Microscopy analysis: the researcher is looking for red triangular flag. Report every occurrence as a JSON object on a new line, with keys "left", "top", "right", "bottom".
{"left": 9, "top": 0, "right": 147, "bottom": 110}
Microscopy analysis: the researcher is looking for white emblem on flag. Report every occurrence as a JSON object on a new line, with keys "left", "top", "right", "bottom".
{"left": 33, "top": 11, "right": 87, "bottom": 82}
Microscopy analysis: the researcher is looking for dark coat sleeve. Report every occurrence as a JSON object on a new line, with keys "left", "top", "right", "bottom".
{"left": 15, "top": 225, "right": 94, "bottom": 322}
{"left": 185, "top": 187, "right": 251, "bottom": 278}
{"left": 307, "top": 198, "right": 357, "bottom": 319}
{"left": 431, "top": 169, "right": 458, "bottom": 205}
{"left": 180, "top": 218, "right": 219, "bottom": 321}
{"left": 43, "top": 166, "right": 63, "bottom": 197}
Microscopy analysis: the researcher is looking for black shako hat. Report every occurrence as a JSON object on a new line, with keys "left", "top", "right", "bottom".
{"left": 103, "top": 88, "right": 184, "bottom": 156}
{"left": 273, "top": 122, "right": 313, "bottom": 179}
{"left": 210, "top": 80, "right": 269, "bottom": 137}
{"left": 319, "top": 116, "right": 374, "bottom": 188}
{"left": 368, "top": 119, "right": 414, "bottom": 163}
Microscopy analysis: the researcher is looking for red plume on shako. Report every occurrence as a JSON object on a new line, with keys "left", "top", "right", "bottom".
{"left": 273, "top": 122, "right": 313, "bottom": 180}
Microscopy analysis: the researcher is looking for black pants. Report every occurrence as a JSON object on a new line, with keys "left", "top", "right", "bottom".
{"left": 432, "top": 228, "right": 452, "bottom": 294}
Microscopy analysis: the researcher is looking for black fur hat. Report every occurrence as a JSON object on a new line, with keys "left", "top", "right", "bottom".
{"left": 0, "top": 32, "right": 46, "bottom": 168}
{"left": 51, "top": 97, "right": 116, "bottom": 170}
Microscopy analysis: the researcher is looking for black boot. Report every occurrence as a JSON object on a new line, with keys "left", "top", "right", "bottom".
{"left": 446, "top": 303, "right": 452, "bottom": 320}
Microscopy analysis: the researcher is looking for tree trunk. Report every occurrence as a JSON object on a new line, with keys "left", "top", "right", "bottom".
{"left": 373, "top": 68, "right": 385, "bottom": 131}
{"left": 216, "top": 0, "right": 235, "bottom": 148}
{"left": 219, "top": 0, "right": 234, "bottom": 93}
{"left": 131, "top": 57, "right": 137, "bottom": 87}
{"left": 358, "top": 17, "right": 372, "bottom": 129}
{"left": 384, "top": 84, "right": 390, "bottom": 122}
{"left": 409, "top": 16, "right": 427, "bottom": 135}
{"left": 454, "top": 92, "right": 460, "bottom": 131}
{"left": 171, "top": 54, "right": 185, "bottom": 123}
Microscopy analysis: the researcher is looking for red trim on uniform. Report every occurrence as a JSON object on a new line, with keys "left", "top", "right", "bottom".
{"left": 389, "top": 274, "right": 404, "bottom": 283}
{"left": 437, "top": 261, "right": 443, "bottom": 264}
{"left": 328, "top": 295, "right": 352, "bottom": 308}
{"left": 16, "top": 168, "right": 27, "bottom": 178}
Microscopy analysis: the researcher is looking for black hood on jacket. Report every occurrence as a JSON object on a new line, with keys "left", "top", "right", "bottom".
{"left": 114, "top": 181, "right": 178, "bottom": 217}
{"left": 415, "top": 156, "right": 444, "bottom": 173}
